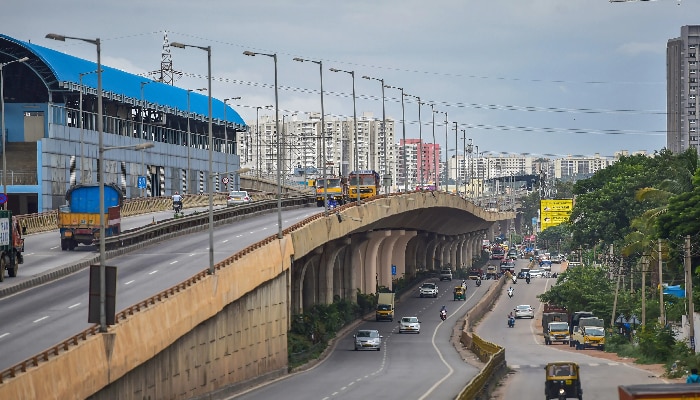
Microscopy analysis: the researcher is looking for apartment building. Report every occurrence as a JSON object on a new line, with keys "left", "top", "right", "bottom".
{"left": 668, "top": 25, "right": 700, "bottom": 155}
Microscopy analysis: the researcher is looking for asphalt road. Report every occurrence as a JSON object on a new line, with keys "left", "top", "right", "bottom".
{"left": 476, "top": 258, "right": 667, "bottom": 399}
{"left": 0, "top": 206, "right": 316, "bottom": 371}
{"left": 226, "top": 278, "right": 496, "bottom": 400}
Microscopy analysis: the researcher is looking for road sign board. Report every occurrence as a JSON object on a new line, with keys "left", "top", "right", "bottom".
{"left": 0, "top": 193, "right": 6, "bottom": 204}
{"left": 392, "top": 265, "right": 396, "bottom": 276}
{"left": 222, "top": 177, "right": 230, "bottom": 184}
{"left": 137, "top": 176, "right": 147, "bottom": 189}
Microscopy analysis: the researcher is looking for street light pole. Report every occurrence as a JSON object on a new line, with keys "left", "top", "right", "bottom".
{"left": 171, "top": 41, "right": 215, "bottom": 273}
{"left": 405, "top": 94, "right": 423, "bottom": 188}
{"left": 244, "top": 50, "right": 282, "bottom": 239}
{"left": 454, "top": 121, "right": 458, "bottom": 195}
{"left": 1, "top": 56, "right": 29, "bottom": 210}
{"left": 385, "top": 85, "right": 407, "bottom": 192}
{"left": 294, "top": 57, "right": 328, "bottom": 215}
{"left": 139, "top": 80, "right": 152, "bottom": 197}
{"left": 430, "top": 105, "right": 438, "bottom": 190}
{"left": 78, "top": 70, "right": 96, "bottom": 184}
{"left": 223, "top": 97, "right": 241, "bottom": 192}
{"left": 330, "top": 68, "right": 360, "bottom": 204}
{"left": 362, "top": 75, "right": 387, "bottom": 194}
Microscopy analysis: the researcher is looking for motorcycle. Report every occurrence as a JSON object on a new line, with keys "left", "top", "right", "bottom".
{"left": 173, "top": 201, "right": 182, "bottom": 214}
{"left": 508, "top": 317, "right": 515, "bottom": 328}
{"left": 526, "top": 277, "right": 531, "bottom": 284}
{"left": 507, "top": 288, "right": 514, "bottom": 298}
{"left": 475, "top": 279, "right": 482, "bottom": 287}
{"left": 440, "top": 310, "right": 447, "bottom": 321}
{"left": 512, "top": 276, "right": 517, "bottom": 284}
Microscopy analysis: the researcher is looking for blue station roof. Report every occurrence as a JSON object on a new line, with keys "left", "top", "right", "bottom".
{"left": 0, "top": 34, "right": 246, "bottom": 127}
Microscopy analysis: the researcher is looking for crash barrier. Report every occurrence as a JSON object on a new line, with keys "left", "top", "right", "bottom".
{"left": 0, "top": 194, "right": 315, "bottom": 387}
{"left": 456, "top": 277, "right": 508, "bottom": 400}
{"left": 14, "top": 192, "right": 277, "bottom": 234}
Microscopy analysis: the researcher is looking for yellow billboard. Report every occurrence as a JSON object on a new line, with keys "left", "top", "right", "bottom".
{"left": 541, "top": 199, "right": 573, "bottom": 231}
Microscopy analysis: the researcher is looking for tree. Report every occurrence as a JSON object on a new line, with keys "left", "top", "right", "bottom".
{"left": 538, "top": 265, "right": 615, "bottom": 320}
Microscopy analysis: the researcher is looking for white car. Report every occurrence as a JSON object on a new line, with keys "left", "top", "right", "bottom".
{"left": 226, "top": 190, "right": 252, "bottom": 206}
{"left": 398, "top": 316, "right": 421, "bottom": 334}
{"left": 514, "top": 304, "right": 534, "bottom": 319}
{"left": 529, "top": 269, "right": 543, "bottom": 278}
{"left": 419, "top": 282, "right": 438, "bottom": 298}
{"left": 354, "top": 329, "right": 382, "bottom": 351}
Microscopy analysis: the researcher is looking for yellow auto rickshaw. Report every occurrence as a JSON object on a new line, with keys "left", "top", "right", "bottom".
{"left": 544, "top": 361, "right": 582, "bottom": 400}
{"left": 453, "top": 286, "right": 465, "bottom": 301}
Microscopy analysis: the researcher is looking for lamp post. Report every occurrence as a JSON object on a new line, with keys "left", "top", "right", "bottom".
{"left": 434, "top": 110, "right": 448, "bottom": 191}
{"left": 430, "top": 105, "right": 438, "bottom": 190}
{"left": 330, "top": 67, "right": 360, "bottom": 204}
{"left": 244, "top": 50, "right": 282, "bottom": 239}
{"left": 405, "top": 94, "right": 423, "bottom": 188}
{"left": 171, "top": 41, "right": 215, "bottom": 273}
{"left": 1, "top": 56, "right": 29, "bottom": 210}
{"left": 77, "top": 70, "right": 97, "bottom": 184}
{"left": 362, "top": 75, "right": 388, "bottom": 194}
{"left": 467, "top": 138, "right": 473, "bottom": 198}
{"left": 254, "top": 105, "right": 272, "bottom": 178}
{"left": 139, "top": 80, "right": 152, "bottom": 196}
{"left": 46, "top": 33, "right": 111, "bottom": 330}
{"left": 294, "top": 57, "right": 329, "bottom": 215}
{"left": 223, "top": 97, "right": 241, "bottom": 192}
{"left": 385, "top": 85, "right": 407, "bottom": 193}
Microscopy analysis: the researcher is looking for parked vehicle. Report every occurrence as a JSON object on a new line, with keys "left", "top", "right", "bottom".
{"left": 226, "top": 190, "right": 252, "bottom": 206}
{"left": 375, "top": 292, "right": 395, "bottom": 321}
{"left": 354, "top": 329, "right": 382, "bottom": 351}
{"left": 0, "top": 210, "right": 25, "bottom": 282}
{"left": 58, "top": 183, "right": 123, "bottom": 251}
{"left": 572, "top": 319, "right": 605, "bottom": 350}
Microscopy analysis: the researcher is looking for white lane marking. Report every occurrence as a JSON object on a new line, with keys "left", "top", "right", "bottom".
{"left": 0, "top": 333, "right": 9, "bottom": 339}
{"left": 125, "top": 280, "right": 135, "bottom": 285}
{"left": 33, "top": 316, "right": 49, "bottom": 323}
{"left": 222, "top": 239, "right": 229, "bottom": 243}
{"left": 149, "top": 270, "right": 158, "bottom": 275}
{"left": 169, "top": 261, "right": 178, "bottom": 265}
{"left": 68, "top": 303, "right": 80, "bottom": 309}
{"left": 189, "top": 253, "right": 196, "bottom": 257}
{"left": 50, "top": 246, "right": 59, "bottom": 250}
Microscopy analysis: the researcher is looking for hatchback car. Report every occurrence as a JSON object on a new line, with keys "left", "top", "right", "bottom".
{"left": 398, "top": 316, "right": 421, "bottom": 334}
{"left": 354, "top": 329, "right": 382, "bottom": 351}
{"left": 514, "top": 304, "right": 534, "bottom": 319}
{"left": 529, "top": 269, "right": 543, "bottom": 278}
{"left": 227, "top": 190, "right": 252, "bottom": 206}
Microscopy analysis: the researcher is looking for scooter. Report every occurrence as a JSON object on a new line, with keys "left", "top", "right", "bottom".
{"left": 512, "top": 276, "right": 517, "bottom": 284}
{"left": 440, "top": 310, "right": 447, "bottom": 321}
{"left": 475, "top": 279, "right": 482, "bottom": 287}
{"left": 173, "top": 201, "right": 182, "bottom": 214}
{"left": 508, "top": 317, "right": 515, "bottom": 328}
{"left": 507, "top": 288, "right": 514, "bottom": 298}
{"left": 526, "top": 277, "right": 531, "bottom": 284}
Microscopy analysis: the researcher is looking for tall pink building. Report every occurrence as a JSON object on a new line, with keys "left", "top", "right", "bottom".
{"left": 399, "top": 139, "right": 441, "bottom": 188}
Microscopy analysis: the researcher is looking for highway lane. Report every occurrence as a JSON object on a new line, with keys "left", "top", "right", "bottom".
{"left": 10, "top": 205, "right": 219, "bottom": 285}
{"left": 228, "top": 278, "right": 495, "bottom": 400}
{"left": 0, "top": 207, "right": 316, "bottom": 370}
{"left": 476, "top": 259, "right": 666, "bottom": 399}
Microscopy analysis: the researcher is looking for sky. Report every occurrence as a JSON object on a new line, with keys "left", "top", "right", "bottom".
{"left": 2, "top": 0, "right": 697, "bottom": 158}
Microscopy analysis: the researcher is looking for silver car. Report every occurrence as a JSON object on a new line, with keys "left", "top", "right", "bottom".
{"left": 514, "top": 304, "right": 534, "bottom": 319}
{"left": 354, "top": 329, "right": 382, "bottom": 351}
{"left": 398, "top": 316, "right": 421, "bottom": 334}
{"left": 226, "top": 190, "right": 252, "bottom": 206}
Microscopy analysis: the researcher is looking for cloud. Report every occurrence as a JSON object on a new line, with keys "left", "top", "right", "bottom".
{"left": 617, "top": 41, "right": 664, "bottom": 56}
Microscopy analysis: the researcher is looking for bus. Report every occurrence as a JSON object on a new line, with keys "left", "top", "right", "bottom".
{"left": 348, "top": 170, "right": 380, "bottom": 201}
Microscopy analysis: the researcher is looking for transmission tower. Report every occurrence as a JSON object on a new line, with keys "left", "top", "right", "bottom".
{"left": 147, "top": 31, "right": 182, "bottom": 85}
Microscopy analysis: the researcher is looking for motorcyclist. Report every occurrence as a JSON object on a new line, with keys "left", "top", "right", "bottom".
{"left": 508, "top": 311, "right": 515, "bottom": 327}
{"left": 525, "top": 272, "right": 531, "bottom": 284}
{"left": 440, "top": 305, "right": 447, "bottom": 320}
{"left": 172, "top": 191, "right": 183, "bottom": 212}
{"left": 507, "top": 286, "right": 514, "bottom": 297}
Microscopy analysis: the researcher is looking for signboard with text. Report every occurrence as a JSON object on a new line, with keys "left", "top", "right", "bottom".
{"left": 540, "top": 199, "right": 573, "bottom": 231}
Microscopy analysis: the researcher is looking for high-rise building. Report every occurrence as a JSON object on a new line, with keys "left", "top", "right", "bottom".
{"left": 668, "top": 25, "right": 700, "bottom": 154}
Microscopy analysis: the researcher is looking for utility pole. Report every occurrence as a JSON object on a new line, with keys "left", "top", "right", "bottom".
{"left": 642, "top": 256, "right": 647, "bottom": 328}
{"left": 686, "top": 235, "right": 695, "bottom": 351}
{"left": 658, "top": 239, "right": 665, "bottom": 326}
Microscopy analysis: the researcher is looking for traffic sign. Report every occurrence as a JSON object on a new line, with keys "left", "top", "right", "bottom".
{"left": 137, "top": 176, "right": 147, "bottom": 189}
{"left": 222, "top": 177, "right": 230, "bottom": 184}
{"left": 0, "top": 193, "right": 7, "bottom": 204}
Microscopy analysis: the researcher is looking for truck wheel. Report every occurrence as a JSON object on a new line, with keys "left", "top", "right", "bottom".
{"left": 8, "top": 258, "right": 17, "bottom": 277}
{"left": 61, "top": 239, "right": 67, "bottom": 251}
{"left": 0, "top": 256, "right": 5, "bottom": 282}
{"left": 69, "top": 240, "right": 78, "bottom": 251}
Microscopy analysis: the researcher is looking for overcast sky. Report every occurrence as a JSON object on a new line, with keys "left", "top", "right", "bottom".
{"left": 2, "top": 0, "right": 696, "bottom": 157}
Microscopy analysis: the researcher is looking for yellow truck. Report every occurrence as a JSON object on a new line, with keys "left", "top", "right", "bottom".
{"left": 375, "top": 292, "right": 395, "bottom": 322}
{"left": 315, "top": 177, "right": 345, "bottom": 207}
{"left": 571, "top": 317, "right": 605, "bottom": 350}
{"left": 543, "top": 312, "right": 570, "bottom": 345}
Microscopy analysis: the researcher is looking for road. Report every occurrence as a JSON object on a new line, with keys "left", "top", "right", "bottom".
{"left": 476, "top": 258, "right": 666, "bottom": 399}
{"left": 0, "top": 206, "right": 316, "bottom": 370}
{"left": 227, "top": 279, "right": 495, "bottom": 400}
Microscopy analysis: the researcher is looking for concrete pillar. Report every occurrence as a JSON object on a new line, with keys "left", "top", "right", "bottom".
{"left": 425, "top": 234, "right": 440, "bottom": 271}
{"left": 349, "top": 234, "right": 371, "bottom": 294}
{"left": 364, "top": 231, "right": 391, "bottom": 294}
{"left": 318, "top": 242, "right": 347, "bottom": 304}
{"left": 391, "top": 230, "right": 417, "bottom": 284}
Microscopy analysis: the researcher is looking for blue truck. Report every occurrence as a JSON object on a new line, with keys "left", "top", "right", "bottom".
{"left": 58, "top": 183, "right": 124, "bottom": 250}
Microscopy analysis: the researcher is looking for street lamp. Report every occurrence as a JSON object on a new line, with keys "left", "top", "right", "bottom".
{"left": 78, "top": 70, "right": 97, "bottom": 184}
{"left": 1, "top": 56, "right": 29, "bottom": 210}
{"left": 435, "top": 110, "right": 448, "bottom": 191}
{"left": 385, "top": 85, "right": 407, "bottom": 193}
{"left": 139, "top": 80, "right": 152, "bottom": 196}
{"left": 430, "top": 105, "right": 439, "bottom": 190}
{"left": 46, "top": 32, "right": 113, "bottom": 330}
{"left": 255, "top": 105, "right": 272, "bottom": 178}
{"left": 330, "top": 67, "right": 361, "bottom": 204}
{"left": 223, "top": 97, "right": 241, "bottom": 192}
{"left": 171, "top": 40, "right": 216, "bottom": 273}
{"left": 362, "top": 75, "right": 388, "bottom": 194}
{"left": 244, "top": 50, "right": 282, "bottom": 239}
{"left": 294, "top": 57, "right": 329, "bottom": 215}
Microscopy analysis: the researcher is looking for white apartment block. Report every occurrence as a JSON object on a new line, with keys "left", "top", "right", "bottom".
{"left": 668, "top": 25, "right": 700, "bottom": 155}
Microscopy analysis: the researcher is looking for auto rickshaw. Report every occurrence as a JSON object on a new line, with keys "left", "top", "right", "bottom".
{"left": 453, "top": 286, "right": 465, "bottom": 301}
{"left": 544, "top": 361, "right": 582, "bottom": 400}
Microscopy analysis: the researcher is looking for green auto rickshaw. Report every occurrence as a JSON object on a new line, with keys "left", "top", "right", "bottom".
{"left": 453, "top": 286, "right": 465, "bottom": 301}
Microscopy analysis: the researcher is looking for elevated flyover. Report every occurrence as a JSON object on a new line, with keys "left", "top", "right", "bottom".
{"left": 0, "top": 191, "right": 513, "bottom": 400}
